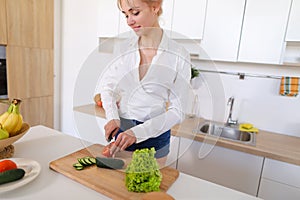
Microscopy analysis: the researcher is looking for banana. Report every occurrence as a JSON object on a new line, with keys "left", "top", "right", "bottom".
{"left": 0, "top": 99, "right": 23, "bottom": 137}
{"left": 0, "top": 104, "right": 13, "bottom": 125}
{"left": 0, "top": 123, "right": 9, "bottom": 140}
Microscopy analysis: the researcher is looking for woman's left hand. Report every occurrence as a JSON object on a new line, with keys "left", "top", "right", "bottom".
{"left": 110, "top": 129, "right": 136, "bottom": 157}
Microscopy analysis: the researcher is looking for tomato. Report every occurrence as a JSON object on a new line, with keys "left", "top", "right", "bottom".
{"left": 96, "top": 101, "right": 102, "bottom": 107}
{"left": 0, "top": 160, "right": 17, "bottom": 173}
{"left": 102, "top": 142, "right": 115, "bottom": 157}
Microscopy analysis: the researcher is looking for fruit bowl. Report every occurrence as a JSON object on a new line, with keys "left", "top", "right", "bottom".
{"left": 0, "top": 123, "right": 30, "bottom": 152}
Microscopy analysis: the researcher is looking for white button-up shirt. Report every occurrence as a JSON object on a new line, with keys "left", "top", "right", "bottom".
{"left": 98, "top": 31, "right": 192, "bottom": 143}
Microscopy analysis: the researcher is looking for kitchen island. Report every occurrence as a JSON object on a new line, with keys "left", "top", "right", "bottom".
{"left": 0, "top": 125, "right": 261, "bottom": 200}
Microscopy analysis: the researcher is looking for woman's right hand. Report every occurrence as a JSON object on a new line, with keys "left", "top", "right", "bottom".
{"left": 104, "top": 119, "right": 120, "bottom": 142}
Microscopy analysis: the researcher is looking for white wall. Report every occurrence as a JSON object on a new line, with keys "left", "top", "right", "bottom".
{"left": 193, "top": 60, "right": 300, "bottom": 137}
{"left": 60, "top": 0, "right": 99, "bottom": 135}
{"left": 58, "top": 1, "right": 300, "bottom": 139}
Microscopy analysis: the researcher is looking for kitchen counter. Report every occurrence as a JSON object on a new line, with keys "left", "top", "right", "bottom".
{"left": 0, "top": 125, "right": 261, "bottom": 200}
{"left": 74, "top": 104, "right": 300, "bottom": 166}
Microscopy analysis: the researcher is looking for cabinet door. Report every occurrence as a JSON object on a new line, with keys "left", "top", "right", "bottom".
{"left": 286, "top": 0, "right": 300, "bottom": 41}
{"left": 177, "top": 137, "right": 263, "bottom": 196}
{"left": 6, "top": 0, "right": 53, "bottom": 48}
{"left": 6, "top": 46, "right": 53, "bottom": 99}
{"left": 0, "top": 0, "right": 7, "bottom": 45}
{"left": 21, "top": 96, "right": 53, "bottom": 127}
{"left": 172, "top": 0, "right": 207, "bottom": 39}
{"left": 238, "top": 0, "right": 292, "bottom": 64}
{"left": 199, "top": 0, "right": 245, "bottom": 61}
{"left": 165, "top": 136, "right": 180, "bottom": 169}
{"left": 258, "top": 178, "right": 300, "bottom": 200}
{"left": 261, "top": 158, "right": 300, "bottom": 188}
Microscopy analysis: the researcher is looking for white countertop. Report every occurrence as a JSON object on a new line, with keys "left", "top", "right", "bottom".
{"left": 0, "top": 125, "right": 261, "bottom": 200}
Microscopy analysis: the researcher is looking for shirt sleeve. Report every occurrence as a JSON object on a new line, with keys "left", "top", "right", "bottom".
{"left": 131, "top": 50, "right": 192, "bottom": 143}
{"left": 98, "top": 59, "right": 120, "bottom": 121}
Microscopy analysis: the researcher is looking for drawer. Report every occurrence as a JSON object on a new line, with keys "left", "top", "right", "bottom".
{"left": 258, "top": 178, "right": 300, "bottom": 200}
{"left": 262, "top": 158, "right": 300, "bottom": 188}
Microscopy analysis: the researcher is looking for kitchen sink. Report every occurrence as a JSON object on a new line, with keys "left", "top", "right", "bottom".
{"left": 195, "top": 123, "right": 256, "bottom": 146}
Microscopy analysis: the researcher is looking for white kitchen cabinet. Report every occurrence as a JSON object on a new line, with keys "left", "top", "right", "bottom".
{"left": 259, "top": 179, "right": 300, "bottom": 200}
{"left": 238, "top": 0, "right": 292, "bottom": 64}
{"left": 166, "top": 136, "right": 180, "bottom": 169}
{"left": 286, "top": 0, "right": 300, "bottom": 41}
{"left": 258, "top": 158, "right": 300, "bottom": 200}
{"left": 171, "top": 0, "right": 207, "bottom": 39}
{"left": 73, "top": 111, "right": 108, "bottom": 145}
{"left": 177, "top": 137, "right": 264, "bottom": 196}
{"left": 199, "top": 0, "right": 246, "bottom": 61}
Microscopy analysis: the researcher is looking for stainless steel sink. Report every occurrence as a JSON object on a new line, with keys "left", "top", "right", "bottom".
{"left": 195, "top": 123, "right": 256, "bottom": 146}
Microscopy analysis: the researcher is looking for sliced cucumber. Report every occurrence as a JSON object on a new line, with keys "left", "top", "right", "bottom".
{"left": 0, "top": 168, "right": 25, "bottom": 185}
{"left": 73, "top": 163, "right": 84, "bottom": 170}
{"left": 74, "top": 156, "right": 97, "bottom": 170}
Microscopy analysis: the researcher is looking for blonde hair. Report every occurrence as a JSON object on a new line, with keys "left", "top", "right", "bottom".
{"left": 117, "top": 0, "right": 163, "bottom": 16}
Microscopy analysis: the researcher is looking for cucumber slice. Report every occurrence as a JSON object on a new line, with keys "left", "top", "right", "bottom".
{"left": 83, "top": 157, "right": 93, "bottom": 165}
{"left": 73, "top": 163, "right": 84, "bottom": 170}
{"left": 88, "top": 157, "right": 96, "bottom": 164}
{"left": 78, "top": 158, "right": 88, "bottom": 166}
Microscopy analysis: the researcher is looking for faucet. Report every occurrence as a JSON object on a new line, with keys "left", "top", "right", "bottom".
{"left": 225, "top": 96, "right": 238, "bottom": 126}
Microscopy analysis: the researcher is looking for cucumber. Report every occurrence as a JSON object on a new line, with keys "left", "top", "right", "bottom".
{"left": 0, "top": 168, "right": 25, "bottom": 185}
{"left": 73, "top": 156, "right": 97, "bottom": 170}
{"left": 96, "top": 157, "right": 125, "bottom": 169}
{"left": 73, "top": 163, "right": 84, "bottom": 170}
{"left": 77, "top": 157, "right": 96, "bottom": 166}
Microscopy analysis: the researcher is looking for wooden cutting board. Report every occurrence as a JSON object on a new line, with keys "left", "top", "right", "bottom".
{"left": 49, "top": 144, "right": 179, "bottom": 200}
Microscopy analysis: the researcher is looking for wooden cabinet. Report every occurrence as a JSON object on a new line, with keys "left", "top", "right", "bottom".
{"left": 258, "top": 158, "right": 300, "bottom": 200}
{"left": 6, "top": 0, "right": 53, "bottom": 48}
{"left": 286, "top": 0, "right": 300, "bottom": 41}
{"left": 200, "top": 0, "right": 245, "bottom": 61}
{"left": 3, "top": 0, "right": 54, "bottom": 128}
{"left": 172, "top": 0, "right": 207, "bottom": 39}
{"left": 0, "top": 0, "right": 7, "bottom": 45}
{"left": 6, "top": 46, "right": 53, "bottom": 99}
{"left": 177, "top": 137, "right": 264, "bottom": 196}
{"left": 238, "top": 0, "right": 292, "bottom": 64}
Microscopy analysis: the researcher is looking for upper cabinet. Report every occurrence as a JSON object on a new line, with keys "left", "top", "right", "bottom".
{"left": 199, "top": 0, "right": 245, "bottom": 61}
{"left": 200, "top": 0, "right": 292, "bottom": 65}
{"left": 172, "top": 0, "right": 207, "bottom": 39}
{"left": 6, "top": 0, "right": 53, "bottom": 49}
{"left": 286, "top": 0, "right": 300, "bottom": 41}
{"left": 238, "top": 0, "right": 292, "bottom": 64}
{"left": 0, "top": 0, "right": 7, "bottom": 45}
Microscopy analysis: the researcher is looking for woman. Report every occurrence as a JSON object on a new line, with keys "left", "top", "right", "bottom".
{"left": 98, "top": 0, "right": 192, "bottom": 163}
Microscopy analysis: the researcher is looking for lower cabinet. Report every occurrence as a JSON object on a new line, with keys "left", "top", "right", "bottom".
{"left": 258, "top": 158, "right": 300, "bottom": 200}
{"left": 177, "top": 137, "right": 264, "bottom": 196}
{"left": 73, "top": 111, "right": 108, "bottom": 145}
{"left": 166, "top": 136, "right": 180, "bottom": 169}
